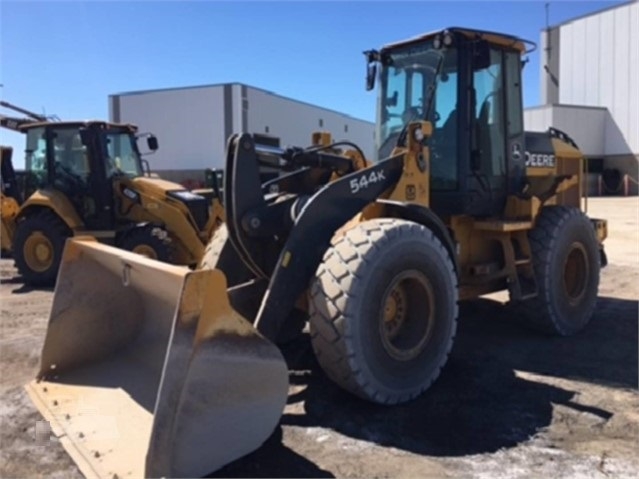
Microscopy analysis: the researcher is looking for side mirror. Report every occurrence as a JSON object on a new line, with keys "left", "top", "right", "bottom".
{"left": 147, "top": 135, "right": 159, "bottom": 151}
{"left": 472, "top": 40, "right": 491, "bottom": 70}
{"left": 366, "top": 63, "right": 377, "bottom": 91}
{"left": 364, "top": 49, "right": 380, "bottom": 91}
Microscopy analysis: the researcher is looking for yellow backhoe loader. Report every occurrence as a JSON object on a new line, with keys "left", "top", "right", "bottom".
{"left": 0, "top": 100, "right": 225, "bottom": 286}
{"left": 26, "top": 27, "right": 607, "bottom": 478}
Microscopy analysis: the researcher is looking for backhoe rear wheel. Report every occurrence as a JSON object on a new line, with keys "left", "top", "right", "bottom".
{"left": 309, "top": 218, "right": 458, "bottom": 405}
{"left": 117, "top": 225, "right": 173, "bottom": 263}
{"left": 511, "top": 205, "right": 600, "bottom": 336}
{"left": 13, "top": 209, "right": 71, "bottom": 287}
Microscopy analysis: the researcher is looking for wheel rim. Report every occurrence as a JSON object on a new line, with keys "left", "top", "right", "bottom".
{"left": 132, "top": 244, "right": 158, "bottom": 259}
{"left": 23, "top": 232, "right": 54, "bottom": 272}
{"left": 380, "top": 270, "right": 435, "bottom": 361}
{"left": 563, "top": 242, "right": 589, "bottom": 305}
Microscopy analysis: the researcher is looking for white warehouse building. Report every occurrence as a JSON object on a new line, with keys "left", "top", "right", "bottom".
{"left": 524, "top": 0, "right": 639, "bottom": 195}
{"left": 108, "top": 83, "right": 375, "bottom": 186}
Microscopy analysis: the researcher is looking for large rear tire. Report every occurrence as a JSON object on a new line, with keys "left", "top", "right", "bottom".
{"left": 13, "top": 209, "right": 71, "bottom": 287}
{"left": 510, "top": 205, "right": 600, "bottom": 336}
{"left": 309, "top": 218, "right": 458, "bottom": 405}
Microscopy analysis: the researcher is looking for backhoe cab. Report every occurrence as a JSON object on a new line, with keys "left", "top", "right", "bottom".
{"left": 1, "top": 104, "right": 225, "bottom": 286}
{"left": 22, "top": 121, "right": 157, "bottom": 228}
{"left": 26, "top": 27, "right": 607, "bottom": 479}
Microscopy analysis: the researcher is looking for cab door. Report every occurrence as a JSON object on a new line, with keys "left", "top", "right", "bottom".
{"left": 468, "top": 44, "right": 526, "bottom": 214}
{"left": 471, "top": 47, "right": 508, "bottom": 204}
{"left": 48, "top": 126, "right": 113, "bottom": 230}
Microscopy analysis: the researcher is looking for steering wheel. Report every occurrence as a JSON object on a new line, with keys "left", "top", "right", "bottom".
{"left": 54, "top": 161, "right": 87, "bottom": 192}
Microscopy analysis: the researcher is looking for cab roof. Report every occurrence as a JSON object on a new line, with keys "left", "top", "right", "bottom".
{"left": 381, "top": 27, "right": 535, "bottom": 54}
{"left": 20, "top": 120, "right": 137, "bottom": 132}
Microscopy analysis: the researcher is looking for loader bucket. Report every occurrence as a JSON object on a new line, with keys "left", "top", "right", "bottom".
{"left": 24, "top": 238, "right": 289, "bottom": 479}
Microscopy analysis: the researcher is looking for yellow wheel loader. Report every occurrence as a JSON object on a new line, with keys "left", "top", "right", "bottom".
{"left": 26, "top": 27, "right": 607, "bottom": 478}
{"left": 1, "top": 101, "right": 225, "bottom": 286}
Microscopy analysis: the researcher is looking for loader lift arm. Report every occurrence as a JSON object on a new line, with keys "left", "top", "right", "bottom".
{"left": 224, "top": 133, "right": 404, "bottom": 342}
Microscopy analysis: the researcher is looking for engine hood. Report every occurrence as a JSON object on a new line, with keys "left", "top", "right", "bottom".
{"left": 130, "top": 176, "right": 188, "bottom": 197}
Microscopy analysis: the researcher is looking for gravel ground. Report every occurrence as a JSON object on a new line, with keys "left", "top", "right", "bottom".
{"left": 1, "top": 197, "right": 637, "bottom": 478}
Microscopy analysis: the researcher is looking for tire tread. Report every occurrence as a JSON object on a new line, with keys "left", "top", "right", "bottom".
{"left": 511, "top": 205, "right": 599, "bottom": 336}
{"left": 309, "top": 218, "right": 458, "bottom": 405}
{"left": 13, "top": 209, "right": 71, "bottom": 286}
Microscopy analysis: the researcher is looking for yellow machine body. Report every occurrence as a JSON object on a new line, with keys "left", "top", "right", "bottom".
{"left": 112, "top": 176, "right": 224, "bottom": 265}
{"left": 25, "top": 26, "right": 608, "bottom": 479}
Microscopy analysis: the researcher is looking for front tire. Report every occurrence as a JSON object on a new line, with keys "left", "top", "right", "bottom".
{"left": 510, "top": 205, "right": 600, "bottom": 336}
{"left": 198, "top": 224, "right": 254, "bottom": 286}
{"left": 309, "top": 218, "right": 458, "bottom": 405}
{"left": 117, "top": 225, "right": 173, "bottom": 263}
{"left": 13, "top": 209, "right": 71, "bottom": 287}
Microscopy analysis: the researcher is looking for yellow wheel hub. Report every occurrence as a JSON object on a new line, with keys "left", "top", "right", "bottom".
{"left": 132, "top": 244, "right": 158, "bottom": 259}
{"left": 383, "top": 286, "right": 407, "bottom": 339}
{"left": 379, "top": 271, "right": 436, "bottom": 362}
{"left": 23, "top": 232, "right": 54, "bottom": 272}
{"left": 563, "top": 242, "right": 589, "bottom": 305}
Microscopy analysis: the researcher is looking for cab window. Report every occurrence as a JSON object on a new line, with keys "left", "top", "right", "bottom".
{"left": 51, "top": 127, "right": 91, "bottom": 190}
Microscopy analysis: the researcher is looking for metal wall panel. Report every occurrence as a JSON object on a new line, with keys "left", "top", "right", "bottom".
{"left": 111, "top": 84, "right": 376, "bottom": 173}
{"left": 611, "top": 6, "right": 631, "bottom": 155}
{"left": 113, "top": 86, "right": 227, "bottom": 171}
{"left": 557, "top": 2, "right": 638, "bottom": 155}
{"left": 597, "top": 9, "right": 616, "bottom": 120}
{"left": 524, "top": 105, "right": 606, "bottom": 157}
{"left": 244, "top": 87, "right": 375, "bottom": 159}
{"left": 558, "top": 27, "right": 573, "bottom": 104}
{"left": 629, "top": 2, "right": 639, "bottom": 154}
{"left": 583, "top": 16, "right": 601, "bottom": 105}
{"left": 571, "top": 20, "right": 587, "bottom": 104}
{"left": 524, "top": 106, "right": 553, "bottom": 133}
{"left": 553, "top": 106, "right": 606, "bottom": 156}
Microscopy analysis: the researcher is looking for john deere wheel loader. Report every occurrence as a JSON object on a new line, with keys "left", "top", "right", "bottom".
{"left": 1, "top": 101, "right": 225, "bottom": 286}
{"left": 26, "top": 27, "right": 607, "bottom": 478}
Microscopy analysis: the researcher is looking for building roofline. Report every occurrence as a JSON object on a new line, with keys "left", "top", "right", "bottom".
{"left": 525, "top": 103, "right": 609, "bottom": 111}
{"left": 111, "top": 82, "right": 239, "bottom": 97}
{"left": 543, "top": 0, "right": 636, "bottom": 30}
{"left": 110, "top": 82, "right": 375, "bottom": 125}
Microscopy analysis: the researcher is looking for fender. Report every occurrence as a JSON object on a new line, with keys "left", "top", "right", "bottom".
{"left": 377, "top": 199, "right": 459, "bottom": 274}
{"left": 17, "top": 189, "right": 84, "bottom": 230}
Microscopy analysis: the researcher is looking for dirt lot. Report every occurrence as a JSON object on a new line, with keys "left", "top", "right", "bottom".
{"left": 1, "top": 197, "right": 637, "bottom": 478}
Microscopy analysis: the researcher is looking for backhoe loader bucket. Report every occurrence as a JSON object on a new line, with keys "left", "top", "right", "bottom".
{"left": 25, "top": 238, "right": 289, "bottom": 479}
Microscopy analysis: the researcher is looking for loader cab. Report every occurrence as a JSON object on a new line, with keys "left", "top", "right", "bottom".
{"left": 23, "top": 121, "right": 156, "bottom": 230}
{"left": 370, "top": 28, "right": 533, "bottom": 217}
